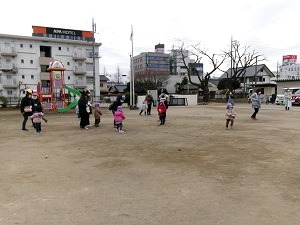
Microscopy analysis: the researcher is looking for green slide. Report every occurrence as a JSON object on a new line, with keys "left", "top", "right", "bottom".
{"left": 57, "top": 85, "right": 81, "bottom": 113}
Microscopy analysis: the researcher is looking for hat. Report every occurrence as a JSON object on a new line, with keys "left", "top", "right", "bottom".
{"left": 27, "top": 89, "right": 32, "bottom": 94}
{"left": 94, "top": 102, "right": 99, "bottom": 107}
{"left": 226, "top": 103, "right": 233, "bottom": 108}
{"left": 120, "top": 95, "right": 125, "bottom": 101}
{"left": 117, "top": 106, "right": 122, "bottom": 111}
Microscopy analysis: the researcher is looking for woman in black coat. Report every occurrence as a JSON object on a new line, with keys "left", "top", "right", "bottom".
{"left": 78, "top": 91, "right": 91, "bottom": 129}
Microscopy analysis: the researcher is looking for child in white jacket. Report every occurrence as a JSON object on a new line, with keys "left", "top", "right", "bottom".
{"left": 225, "top": 103, "right": 236, "bottom": 130}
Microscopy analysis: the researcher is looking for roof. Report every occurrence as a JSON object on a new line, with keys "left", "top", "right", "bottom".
{"left": 109, "top": 84, "right": 127, "bottom": 93}
{"left": 219, "top": 64, "right": 275, "bottom": 79}
{"left": 100, "top": 75, "right": 109, "bottom": 81}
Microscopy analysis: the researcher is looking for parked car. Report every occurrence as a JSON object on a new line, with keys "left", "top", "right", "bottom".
{"left": 275, "top": 87, "right": 300, "bottom": 105}
{"left": 291, "top": 89, "right": 300, "bottom": 106}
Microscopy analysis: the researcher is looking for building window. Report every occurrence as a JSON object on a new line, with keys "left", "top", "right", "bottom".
{"left": 58, "top": 47, "right": 62, "bottom": 51}
{"left": 68, "top": 76, "right": 70, "bottom": 80}
{"left": 86, "top": 77, "right": 93, "bottom": 84}
{"left": 20, "top": 44, "right": 23, "bottom": 48}
{"left": 30, "top": 60, "right": 33, "bottom": 64}
{"left": 67, "top": 47, "right": 69, "bottom": 51}
{"left": 67, "top": 62, "right": 70, "bottom": 66}
{"left": 22, "top": 75, "right": 25, "bottom": 79}
{"left": 30, "top": 44, "right": 33, "bottom": 48}
{"left": 86, "top": 63, "right": 93, "bottom": 71}
{"left": 31, "top": 75, "right": 34, "bottom": 80}
{"left": 100, "top": 83, "right": 103, "bottom": 87}
{"left": 21, "top": 59, "right": 24, "bottom": 63}
{"left": 7, "top": 90, "right": 13, "bottom": 96}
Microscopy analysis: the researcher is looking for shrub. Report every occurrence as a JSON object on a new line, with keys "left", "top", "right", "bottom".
{"left": 0, "top": 96, "right": 8, "bottom": 108}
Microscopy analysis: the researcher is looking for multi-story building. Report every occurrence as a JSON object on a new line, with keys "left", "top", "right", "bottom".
{"left": 132, "top": 44, "right": 170, "bottom": 76}
{"left": 0, "top": 25, "right": 101, "bottom": 98}
{"left": 278, "top": 55, "right": 300, "bottom": 80}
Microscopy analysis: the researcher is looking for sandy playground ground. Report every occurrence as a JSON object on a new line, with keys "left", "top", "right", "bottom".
{"left": 0, "top": 102, "right": 300, "bottom": 225}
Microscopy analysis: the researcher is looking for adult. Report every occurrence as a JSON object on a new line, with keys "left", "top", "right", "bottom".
{"left": 78, "top": 90, "right": 90, "bottom": 129}
{"left": 109, "top": 95, "right": 125, "bottom": 127}
{"left": 250, "top": 88, "right": 261, "bottom": 120}
{"left": 227, "top": 92, "right": 235, "bottom": 106}
{"left": 20, "top": 89, "right": 33, "bottom": 131}
{"left": 283, "top": 88, "right": 292, "bottom": 110}
{"left": 145, "top": 90, "right": 154, "bottom": 115}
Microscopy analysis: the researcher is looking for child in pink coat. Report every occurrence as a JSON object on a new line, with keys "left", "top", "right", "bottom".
{"left": 114, "top": 106, "right": 126, "bottom": 133}
{"left": 29, "top": 105, "right": 44, "bottom": 134}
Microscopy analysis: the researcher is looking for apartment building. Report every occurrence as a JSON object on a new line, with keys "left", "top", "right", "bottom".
{"left": 0, "top": 26, "right": 101, "bottom": 98}
{"left": 132, "top": 44, "right": 170, "bottom": 75}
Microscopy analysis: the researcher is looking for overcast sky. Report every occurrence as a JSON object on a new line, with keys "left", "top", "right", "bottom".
{"left": 1, "top": 0, "right": 300, "bottom": 78}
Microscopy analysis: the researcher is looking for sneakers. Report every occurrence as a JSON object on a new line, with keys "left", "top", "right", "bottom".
{"left": 119, "top": 130, "right": 124, "bottom": 133}
{"left": 34, "top": 132, "right": 40, "bottom": 135}
{"left": 251, "top": 117, "right": 257, "bottom": 120}
{"left": 230, "top": 126, "right": 233, "bottom": 129}
{"left": 84, "top": 126, "right": 89, "bottom": 130}
{"left": 225, "top": 127, "right": 228, "bottom": 130}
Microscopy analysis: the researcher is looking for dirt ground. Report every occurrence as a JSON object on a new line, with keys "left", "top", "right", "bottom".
{"left": 0, "top": 103, "right": 300, "bottom": 225}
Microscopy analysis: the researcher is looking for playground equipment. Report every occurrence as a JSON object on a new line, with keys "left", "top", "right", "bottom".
{"left": 36, "top": 60, "right": 81, "bottom": 112}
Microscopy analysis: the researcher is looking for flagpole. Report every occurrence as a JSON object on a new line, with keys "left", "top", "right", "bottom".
{"left": 131, "top": 25, "right": 135, "bottom": 107}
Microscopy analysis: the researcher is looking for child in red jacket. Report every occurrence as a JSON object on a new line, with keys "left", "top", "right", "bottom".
{"left": 157, "top": 100, "right": 167, "bottom": 126}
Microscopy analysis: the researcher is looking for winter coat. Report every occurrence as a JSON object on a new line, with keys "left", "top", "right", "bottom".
{"left": 157, "top": 103, "right": 166, "bottom": 117}
{"left": 94, "top": 107, "right": 102, "bottom": 119}
{"left": 225, "top": 108, "right": 236, "bottom": 120}
{"left": 20, "top": 96, "right": 33, "bottom": 114}
{"left": 30, "top": 112, "right": 44, "bottom": 123}
{"left": 114, "top": 111, "right": 125, "bottom": 123}
{"left": 251, "top": 93, "right": 261, "bottom": 109}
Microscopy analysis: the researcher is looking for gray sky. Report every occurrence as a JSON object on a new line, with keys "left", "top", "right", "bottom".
{"left": 1, "top": 0, "right": 300, "bottom": 78}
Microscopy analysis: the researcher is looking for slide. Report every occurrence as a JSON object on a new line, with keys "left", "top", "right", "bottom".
{"left": 57, "top": 85, "right": 81, "bottom": 113}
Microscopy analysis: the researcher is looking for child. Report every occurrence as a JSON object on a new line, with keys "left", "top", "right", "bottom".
{"left": 29, "top": 105, "right": 44, "bottom": 134}
{"left": 139, "top": 101, "right": 147, "bottom": 116}
{"left": 93, "top": 102, "right": 102, "bottom": 127}
{"left": 225, "top": 103, "right": 236, "bottom": 130}
{"left": 157, "top": 100, "right": 167, "bottom": 126}
{"left": 114, "top": 106, "right": 126, "bottom": 133}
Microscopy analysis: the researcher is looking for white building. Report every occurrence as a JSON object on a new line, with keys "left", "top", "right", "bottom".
{"left": 278, "top": 55, "right": 300, "bottom": 80}
{"left": 0, "top": 26, "right": 101, "bottom": 98}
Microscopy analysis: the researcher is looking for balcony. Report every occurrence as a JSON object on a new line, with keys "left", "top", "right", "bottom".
{"left": 2, "top": 79, "right": 19, "bottom": 88}
{"left": 0, "top": 61, "right": 18, "bottom": 73}
{"left": 0, "top": 46, "right": 17, "bottom": 57}
{"left": 74, "top": 80, "right": 87, "bottom": 88}
{"left": 39, "top": 57, "right": 54, "bottom": 66}
{"left": 73, "top": 51, "right": 86, "bottom": 60}
{"left": 73, "top": 66, "right": 86, "bottom": 75}
{"left": 40, "top": 72, "right": 50, "bottom": 80}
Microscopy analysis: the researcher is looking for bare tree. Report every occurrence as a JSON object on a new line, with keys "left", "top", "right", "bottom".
{"left": 178, "top": 42, "right": 228, "bottom": 102}
{"left": 221, "top": 41, "right": 267, "bottom": 93}
{"left": 114, "top": 65, "right": 123, "bottom": 84}
{"left": 134, "top": 70, "right": 170, "bottom": 94}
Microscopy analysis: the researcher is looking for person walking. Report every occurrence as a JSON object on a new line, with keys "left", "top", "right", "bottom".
{"left": 139, "top": 100, "right": 147, "bottom": 116}
{"left": 157, "top": 100, "right": 167, "bottom": 126}
{"left": 29, "top": 105, "right": 44, "bottom": 134}
{"left": 78, "top": 91, "right": 90, "bottom": 129}
{"left": 227, "top": 92, "right": 235, "bottom": 106}
{"left": 145, "top": 90, "right": 154, "bottom": 115}
{"left": 109, "top": 95, "right": 125, "bottom": 127}
{"left": 283, "top": 88, "right": 292, "bottom": 110}
{"left": 114, "top": 106, "right": 126, "bottom": 133}
{"left": 93, "top": 102, "right": 102, "bottom": 127}
{"left": 225, "top": 103, "right": 236, "bottom": 130}
{"left": 20, "top": 89, "right": 33, "bottom": 131}
{"left": 250, "top": 89, "right": 261, "bottom": 120}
